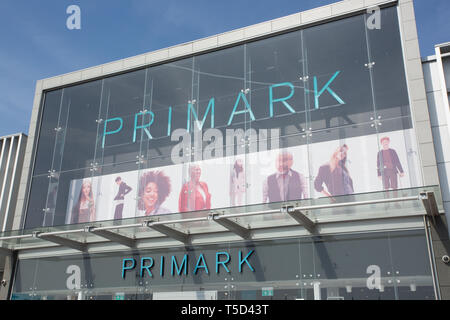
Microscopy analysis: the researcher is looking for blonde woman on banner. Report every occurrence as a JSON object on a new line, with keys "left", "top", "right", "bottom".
{"left": 314, "top": 144, "right": 354, "bottom": 202}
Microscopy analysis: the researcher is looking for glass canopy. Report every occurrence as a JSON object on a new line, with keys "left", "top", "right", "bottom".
{"left": 0, "top": 186, "right": 442, "bottom": 253}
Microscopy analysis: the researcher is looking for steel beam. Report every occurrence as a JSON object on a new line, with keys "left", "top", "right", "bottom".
{"left": 210, "top": 214, "right": 251, "bottom": 239}
{"left": 37, "top": 234, "right": 87, "bottom": 252}
{"left": 146, "top": 222, "right": 190, "bottom": 244}
{"left": 282, "top": 206, "right": 316, "bottom": 234}
{"left": 89, "top": 229, "right": 135, "bottom": 248}
{"left": 0, "top": 246, "right": 12, "bottom": 256}
{"left": 420, "top": 192, "right": 439, "bottom": 218}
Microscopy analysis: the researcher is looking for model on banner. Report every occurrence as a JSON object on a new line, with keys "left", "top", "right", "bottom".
{"left": 179, "top": 164, "right": 211, "bottom": 212}
{"left": 113, "top": 176, "right": 133, "bottom": 220}
{"left": 314, "top": 144, "right": 354, "bottom": 199}
{"left": 263, "top": 151, "right": 308, "bottom": 203}
{"left": 71, "top": 179, "right": 96, "bottom": 223}
{"left": 377, "top": 136, "right": 404, "bottom": 190}
{"left": 138, "top": 171, "right": 171, "bottom": 216}
{"left": 230, "top": 159, "right": 246, "bottom": 206}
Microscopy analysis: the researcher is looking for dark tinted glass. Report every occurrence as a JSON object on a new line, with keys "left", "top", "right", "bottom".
{"left": 33, "top": 90, "right": 62, "bottom": 175}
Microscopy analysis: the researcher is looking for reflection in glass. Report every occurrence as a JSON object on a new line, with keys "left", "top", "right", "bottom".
{"left": 26, "top": 7, "right": 418, "bottom": 229}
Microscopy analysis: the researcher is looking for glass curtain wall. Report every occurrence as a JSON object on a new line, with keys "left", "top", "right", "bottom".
{"left": 24, "top": 6, "right": 421, "bottom": 230}
{"left": 11, "top": 230, "right": 435, "bottom": 300}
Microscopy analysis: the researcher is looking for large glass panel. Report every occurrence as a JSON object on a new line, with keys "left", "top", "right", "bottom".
{"left": 24, "top": 7, "right": 425, "bottom": 231}
{"left": 96, "top": 70, "right": 147, "bottom": 166}
{"left": 303, "top": 14, "right": 374, "bottom": 134}
{"left": 366, "top": 6, "right": 410, "bottom": 122}
{"left": 32, "top": 90, "right": 62, "bottom": 176}
{"left": 11, "top": 230, "right": 436, "bottom": 300}
{"left": 23, "top": 175, "right": 50, "bottom": 229}
{"left": 246, "top": 31, "right": 307, "bottom": 134}
{"left": 58, "top": 81, "right": 103, "bottom": 172}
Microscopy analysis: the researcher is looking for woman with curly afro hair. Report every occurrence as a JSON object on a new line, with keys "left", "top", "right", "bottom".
{"left": 138, "top": 170, "right": 171, "bottom": 216}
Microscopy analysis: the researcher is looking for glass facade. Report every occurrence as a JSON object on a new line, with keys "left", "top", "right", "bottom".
{"left": 8, "top": 3, "right": 443, "bottom": 302}
{"left": 11, "top": 230, "right": 435, "bottom": 300}
{"left": 24, "top": 7, "right": 422, "bottom": 229}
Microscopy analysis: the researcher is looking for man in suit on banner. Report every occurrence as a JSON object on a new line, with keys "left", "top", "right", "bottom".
{"left": 263, "top": 151, "right": 308, "bottom": 203}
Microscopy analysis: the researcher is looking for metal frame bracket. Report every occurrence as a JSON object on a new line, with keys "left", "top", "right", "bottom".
{"left": 89, "top": 229, "right": 135, "bottom": 248}
{"left": 145, "top": 221, "right": 190, "bottom": 244}
{"left": 420, "top": 191, "right": 440, "bottom": 218}
{"left": 0, "top": 247, "right": 13, "bottom": 256}
{"left": 37, "top": 234, "right": 87, "bottom": 252}
{"left": 282, "top": 206, "right": 316, "bottom": 234}
{"left": 209, "top": 213, "right": 251, "bottom": 240}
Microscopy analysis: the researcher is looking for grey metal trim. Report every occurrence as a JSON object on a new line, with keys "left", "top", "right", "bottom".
{"left": 0, "top": 251, "right": 17, "bottom": 300}
{"left": 18, "top": 93, "right": 45, "bottom": 231}
{"left": 423, "top": 216, "right": 441, "bottom": 300}
{"left": 3, "top": 134, "right": 23, "bottom": 231}
{"left": 36, "top": 233, "right": 86, "bottom": 252}
{"left": 0, "top": 137, "right": 13, "bottom": 225}
{"left": 145, "top": 221, "right": 190, "bottom": 244}
{"left": 283, "top": 206, "right": 316, "bottom": 234}
{"left": 420, "top": 192, "right": 439, "bottom": 218}
{"left": 88, "top": 228, "right": 135, "bottom": 248}
{"left": 210, "top": 213, "right": 251, "bottom": 239}
{"left": 0, "top": 247, "right": 13, "bottom": 256}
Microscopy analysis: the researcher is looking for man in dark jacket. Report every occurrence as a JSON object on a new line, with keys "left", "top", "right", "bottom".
{"left": 114, "top": 176, "right": 132, "bottom": 220}
{"left": 263, "top": 151, "right": 308, "bottom": 203}
{"left": 377, "top": 137, "right": 404, "bottom": 190}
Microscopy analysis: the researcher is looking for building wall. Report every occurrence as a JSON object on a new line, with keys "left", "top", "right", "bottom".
{"left": 0, "top": 133, "right": 27, "bottom": 231}
{"left": 0, "top": 133, "right": 26, "bottom": 297}
{"left": 423, "top": 52, "right": 450, "bottom": 231}
{"left": 5, "top": 0, "right": 448, "bottom": 300}
{"left": 13, "top": 0, "right": 441, "bottom": 230}
{"left": 422, "top": 45, "right": 450, "bottom": 299}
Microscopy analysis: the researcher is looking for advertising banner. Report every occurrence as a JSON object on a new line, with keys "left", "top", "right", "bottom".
{"left": 66, "top": 128, "right": 422, "bottom": 223}
{"left": 26, "top": 6, "right": 422, "bottom": 229}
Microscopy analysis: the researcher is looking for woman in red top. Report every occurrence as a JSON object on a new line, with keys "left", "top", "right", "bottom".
{"left": 178, "top": 164, "right": 211, "bottom": 212}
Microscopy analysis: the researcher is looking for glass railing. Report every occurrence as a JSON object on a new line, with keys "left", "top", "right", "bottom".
{"left": 0, "top": 185, "right": 443, "bottom": 251}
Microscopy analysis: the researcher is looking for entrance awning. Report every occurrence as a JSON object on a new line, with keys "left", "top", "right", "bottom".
{"left": 0, "top": 186, "right": 443, "bottom": 254}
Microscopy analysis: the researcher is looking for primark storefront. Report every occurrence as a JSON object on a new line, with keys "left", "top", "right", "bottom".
{"left": 0, "top": 0, "right": 447, "bottom": 300}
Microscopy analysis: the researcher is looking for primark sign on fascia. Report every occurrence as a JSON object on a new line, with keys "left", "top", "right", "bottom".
{"left": 100, "top": 71, "right": 345, "bottom": 151}
{"left": 66, "top": 65, "right": 422, "bottom": 224}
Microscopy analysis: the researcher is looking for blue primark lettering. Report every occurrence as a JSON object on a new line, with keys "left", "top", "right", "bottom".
{"left": 167, "top": 106, "right": 172, "bottom": 137}
{"left": 269, "top": 82, "right": 296, "bottom": 117}
{"left": 160, "top": 256, "right": 165, "bottom": 276}
{"left": 133, "top": 110, "right": 155, "bottom": 142}
{"left": 171, "top": 255, "right": 188, "bottom": 276}
{"left": 239, "top": 250, "right": 255, "bottom": 272}
{"left": 216, "top": 252, "right": 231, "bottom": 273}
{"left": 187, "top": 98, "right": 215, "bottom": 132}
{"left": 194, "top": 254, "right": 209, "bottom": 274}
{"left": 313, "top": 71, "right": 345, "bottom": 109}
{"left": 140, "top": 257, "right": 154, "bottom": 277}
{"left": 120, "top": 251, "right": 257, "bottom": 279}
{"left": 101, "top": 70, "right": 344, "bottom": 147}
{"left": 121, "top": 258, "right": 136, "bottom": 279}
{"left": 102, "top": 117, "right": 123, "bottom": 148}
{"left": 227, "top": 91, "right": 255, "bottom": 126}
